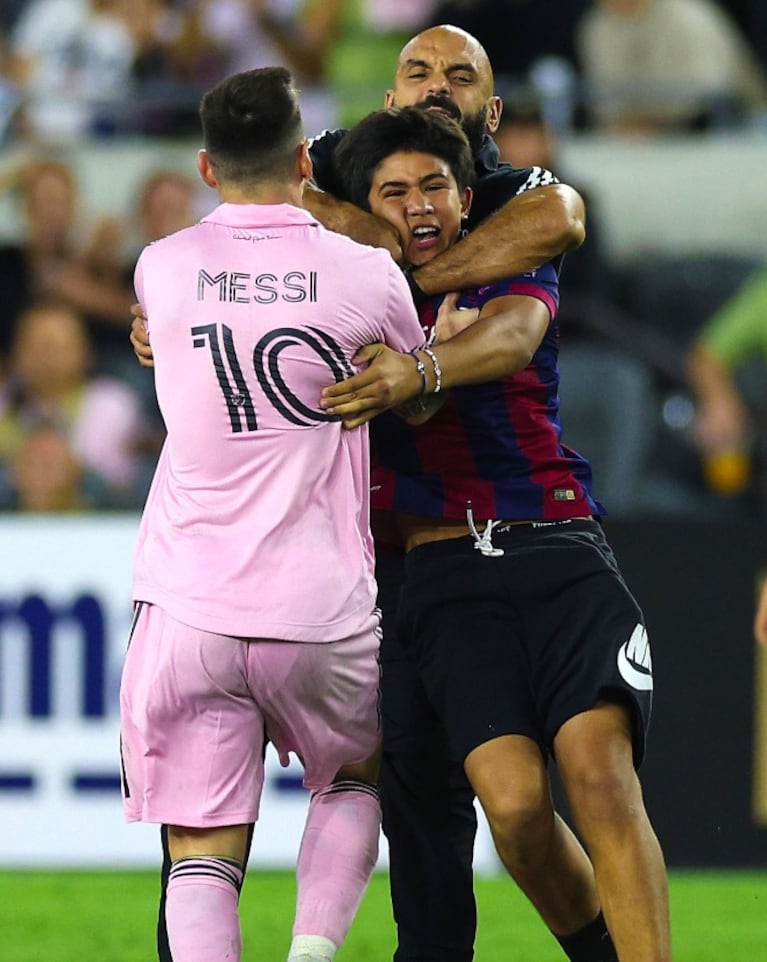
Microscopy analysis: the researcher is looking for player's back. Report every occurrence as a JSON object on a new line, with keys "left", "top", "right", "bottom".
{"left": 133, "top": 202, "right": 421, "bottom": 642}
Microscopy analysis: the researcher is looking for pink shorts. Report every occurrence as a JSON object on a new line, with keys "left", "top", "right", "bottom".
{"left": 120, "top": 602, "right": 381, "bottom": 828}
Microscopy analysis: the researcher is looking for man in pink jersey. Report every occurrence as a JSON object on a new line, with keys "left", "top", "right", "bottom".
{"left": 119, "top": 66, "right": 425, "bottom": 962}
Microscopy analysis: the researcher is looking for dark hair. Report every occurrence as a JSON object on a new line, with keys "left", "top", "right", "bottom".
{"left": 199, "top": 67, "right": 303, "bottom": 184}
{"left": 334, "top": 107, "right": 475, "bottom": 211}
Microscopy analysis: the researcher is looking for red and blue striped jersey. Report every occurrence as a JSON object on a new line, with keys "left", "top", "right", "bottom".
{"left": 370, "top": 264, "right": 606, "bottom": 521}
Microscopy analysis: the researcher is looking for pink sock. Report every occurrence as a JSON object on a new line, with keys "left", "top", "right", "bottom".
{"left": 166, "top": 856, "right": 244, "bottom": 962}
{"left": 293, "top": 779, "right": 381, "bottom": 947}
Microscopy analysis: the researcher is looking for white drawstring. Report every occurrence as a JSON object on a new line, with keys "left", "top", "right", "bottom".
{"left": 466, "top": 502, "right": 505, "bottom": 557}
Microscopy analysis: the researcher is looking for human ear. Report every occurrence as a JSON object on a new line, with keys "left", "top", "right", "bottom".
{"left": 196, "top": 149, "right": 218, "bottom": 189}
{"left": 460, "top": 186, "right": 473, "bottom": 219}
{"left": 485, "top": 96, "right": 503, "bottom": 134}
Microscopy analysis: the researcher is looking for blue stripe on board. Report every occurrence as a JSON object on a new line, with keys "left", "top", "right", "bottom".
{"left": 0, "top": 772, "right": 36, "bottom": 792}
{"left": 272, "top": 774, "right": 306, "bottom": 792}
{"left": 71, "top": 773, "right": 122, "bottom": 793}
{"left": 66, "top": 772, "right": 308, "bottom": 794}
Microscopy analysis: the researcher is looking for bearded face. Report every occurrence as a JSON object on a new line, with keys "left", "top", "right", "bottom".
{"left": 413, "top": 93, "right": 489, "bottom": 155}
{"left": 386, "top": 26, "right": 501, "bottom": 154}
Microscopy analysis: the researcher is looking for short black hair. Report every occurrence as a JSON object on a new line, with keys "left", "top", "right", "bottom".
{"left": 199, "top": 67, "right": 303, "bottom": 184}
{"left": 334, "top": 107, "right": 475, "bottom": 211}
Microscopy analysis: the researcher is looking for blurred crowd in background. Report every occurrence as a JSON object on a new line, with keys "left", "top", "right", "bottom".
{"left": 0, "top": 0, "right": 767, "bottom": 519}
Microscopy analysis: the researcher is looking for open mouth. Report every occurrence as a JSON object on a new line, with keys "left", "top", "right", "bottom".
{"left": 411, "top": 224, "right": 441, "bottom": 249}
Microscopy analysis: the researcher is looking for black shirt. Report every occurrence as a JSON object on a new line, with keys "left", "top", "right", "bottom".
{"left": 308, "top": 129, "right": 559, "bottom": 233}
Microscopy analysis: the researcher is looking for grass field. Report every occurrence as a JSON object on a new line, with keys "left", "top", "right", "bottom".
{"left": 1, "top": 868, "right": 765, "bottom": 961}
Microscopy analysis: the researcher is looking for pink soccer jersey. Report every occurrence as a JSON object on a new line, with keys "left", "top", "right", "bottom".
{"left": 132, "top": 202, "right": 423, "bottom": 641}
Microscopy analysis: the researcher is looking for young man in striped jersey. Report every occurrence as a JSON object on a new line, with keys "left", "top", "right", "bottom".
{"left": 321, "top": 105, "right": 671, "bottom": 962}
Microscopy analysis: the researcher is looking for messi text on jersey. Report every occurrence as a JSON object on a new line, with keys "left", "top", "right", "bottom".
{"left": 197, "top": 269, "right": 318, "bottom": 304}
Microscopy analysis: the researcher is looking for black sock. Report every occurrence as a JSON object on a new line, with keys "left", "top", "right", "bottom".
{"left": 555, "top": 911, "right": 618, "bottom": 962}
{"left": 157, "top": 825, "right": 172, "bottom": 962}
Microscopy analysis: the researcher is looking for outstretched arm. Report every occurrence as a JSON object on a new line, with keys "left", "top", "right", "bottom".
{"left": 320, "top": 294, "right": 551, "bottom": 428}
{"left": 411, "top": 183, "right": 585, "bottom": 297}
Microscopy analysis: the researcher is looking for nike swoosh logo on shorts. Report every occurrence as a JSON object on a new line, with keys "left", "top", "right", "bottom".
{"left": 617, "top": 623, "right": 654, "bottom": 692}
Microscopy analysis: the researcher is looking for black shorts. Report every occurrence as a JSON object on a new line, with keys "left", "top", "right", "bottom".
{"left": 396, "top": 519, "right": 652, "bottom": 766}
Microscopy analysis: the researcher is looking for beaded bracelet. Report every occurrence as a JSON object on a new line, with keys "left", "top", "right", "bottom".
{"left": 409, "top": 350, "right": 427, "bottom": 395}
{"left": 421, "top": 346, "right": 442, "bottom": 393}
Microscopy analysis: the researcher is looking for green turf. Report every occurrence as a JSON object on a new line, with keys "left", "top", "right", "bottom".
{"left": 0, "top": 868, "right": 764, "bottom": 961}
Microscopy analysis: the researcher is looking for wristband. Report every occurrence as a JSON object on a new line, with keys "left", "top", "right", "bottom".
{"left": 421, "top": 346, "right": 442, "bottom": 394}
{"left": 402, "top": 265, "right": 428, "bottom": 308}
{"left": 409, "top": 350, "right": 427, "bottom": 395}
